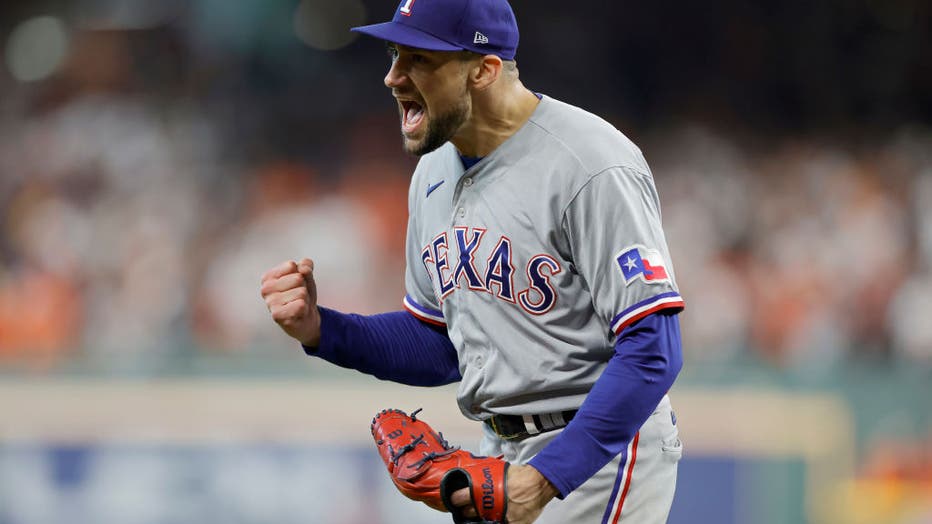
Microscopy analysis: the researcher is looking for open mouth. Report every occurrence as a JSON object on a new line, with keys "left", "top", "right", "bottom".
{"left": 400, "top": 100, "right": 426, "bottom": 134}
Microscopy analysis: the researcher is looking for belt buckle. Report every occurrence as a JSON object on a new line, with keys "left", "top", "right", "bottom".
{"left": 488, "top": 415, "right": 525, "bottom": 441}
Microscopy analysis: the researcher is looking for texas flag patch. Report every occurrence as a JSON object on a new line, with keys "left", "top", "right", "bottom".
{"left": 616, "top": 245, "right": 671, "bottom": 285}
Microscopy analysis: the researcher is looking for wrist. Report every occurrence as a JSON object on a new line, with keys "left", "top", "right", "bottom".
{"left": 526, "top": 464, "right": 559, "bottom": 501}
{"left": 300, "top": 307, "right": 323, "bottom": 347}
{"left": 300, "top": 330, "right": 320, "bottom": 347}
{"left": 508, "top": 463, "right": 558, "bottom": 505}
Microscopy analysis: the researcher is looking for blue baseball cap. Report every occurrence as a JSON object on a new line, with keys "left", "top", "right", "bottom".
{"left": 351, "top": 0, "right": 519, "bottom": 60}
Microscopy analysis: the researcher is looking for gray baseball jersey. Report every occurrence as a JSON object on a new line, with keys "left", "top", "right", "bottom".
{"left": 402, "top": 94, "right": 684, "bottom": 420}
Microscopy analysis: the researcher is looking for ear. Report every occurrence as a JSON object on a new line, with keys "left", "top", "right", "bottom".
{"left": 469, "top": 55, "right": 503, "bottom": 91}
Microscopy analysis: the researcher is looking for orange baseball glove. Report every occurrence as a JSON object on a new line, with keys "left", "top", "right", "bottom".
{"left": 371, "top": 408, "right": 509, "bottom": 523}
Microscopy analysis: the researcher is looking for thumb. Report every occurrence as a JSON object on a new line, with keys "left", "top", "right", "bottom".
{"left": 297, "top": 258, "right": 313, "bottom": 281}
{"left": 297, "top": 258, "right": 317, "bottom": 300}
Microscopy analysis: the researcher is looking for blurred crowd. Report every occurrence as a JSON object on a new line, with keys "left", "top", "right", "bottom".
{"left": 652, "top": 126, "right": 932, "bottom": 369}
{"left": 0, "top": 34, "right": 412, "bottom": 368}
{"left": 0, "top": 1, "right": 930, "bottom": 374}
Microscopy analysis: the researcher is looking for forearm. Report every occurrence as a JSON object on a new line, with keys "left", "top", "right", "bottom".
{"left": 303, "top": 307, "right": 461, "bottom": 386}
{"left": 528, "top": 312, "right": 682, "bottom": 497}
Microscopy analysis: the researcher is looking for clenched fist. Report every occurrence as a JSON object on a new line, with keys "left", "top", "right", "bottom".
{"left": 260, "top": 258, "right": 321, "bottom": 346}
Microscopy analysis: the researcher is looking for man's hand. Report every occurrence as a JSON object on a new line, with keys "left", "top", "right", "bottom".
{"left": 449, "top": 463, "right": 558, "bottom": 524}
{"left": 260, "top": 258, "right": 321, "bottom": 346}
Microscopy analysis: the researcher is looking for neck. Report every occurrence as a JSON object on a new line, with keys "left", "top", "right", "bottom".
{"left": 451, "top": 81, "right": 540, "bottom": 157}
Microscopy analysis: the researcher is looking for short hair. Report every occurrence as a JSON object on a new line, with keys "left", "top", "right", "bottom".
{"left": 461, "top": 51, "right": 519, "bottom": 79}
{"left": 502, "top": 60, "right": 518, "bottom": 78}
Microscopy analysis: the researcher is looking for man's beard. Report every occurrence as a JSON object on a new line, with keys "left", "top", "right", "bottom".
{"left": 404, "top": 96, "right": 470, "bottom": 156}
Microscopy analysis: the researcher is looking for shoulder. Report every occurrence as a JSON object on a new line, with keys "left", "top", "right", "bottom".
{"left": 528, "top": 95, "right": 650, "bottom": 176}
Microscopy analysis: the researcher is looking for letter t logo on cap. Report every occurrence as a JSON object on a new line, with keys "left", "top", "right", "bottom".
{"left": 399, "top": 0, "right": 416, "bottom": 16}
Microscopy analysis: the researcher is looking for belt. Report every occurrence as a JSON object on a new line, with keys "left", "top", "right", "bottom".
{"left": 484, "top": 410, "right": 578, "bottom": 441}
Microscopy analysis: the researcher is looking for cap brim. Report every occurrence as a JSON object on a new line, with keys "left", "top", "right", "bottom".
{"left": 351, "top": 22, "right": 464, "bottom": 52}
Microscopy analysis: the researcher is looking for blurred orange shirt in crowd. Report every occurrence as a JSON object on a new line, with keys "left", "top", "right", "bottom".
{"left": 0, "top": 268, "right": 81, "bottom": 365}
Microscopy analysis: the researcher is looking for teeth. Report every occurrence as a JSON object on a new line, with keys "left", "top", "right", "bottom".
{"left": 405, "top": 103, "right": 424, "bottom": 129}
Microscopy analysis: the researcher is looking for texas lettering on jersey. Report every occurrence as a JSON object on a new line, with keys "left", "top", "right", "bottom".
{"left": 420, "top": 227, "right": 562, "bottom": 315}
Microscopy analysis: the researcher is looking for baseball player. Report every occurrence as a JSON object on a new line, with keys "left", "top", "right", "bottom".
{"left": 260, "top": 0, "right": 685, "bottom": 522}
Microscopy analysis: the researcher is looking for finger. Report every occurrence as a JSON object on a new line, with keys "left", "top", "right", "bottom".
{"left": 260, "top": 273, "right": 307, "bottom": 297}
{"left": 450, "top": 487, "right": 478, "bottom": 518}
{"left": 271, "top": 299, "right": 307, "bottom": 323}
{"left": 450, "top": 487, "right": 473, "bottom": 508}
{"left": 266, "top": 287, "right": 309, "bottom": 309}
{"left": 260, "top": 260, "right": 299, "bottom": 284}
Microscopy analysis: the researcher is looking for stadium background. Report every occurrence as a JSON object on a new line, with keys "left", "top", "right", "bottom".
{"left": 0, "top": 0, "right": 930, "bottom": 522}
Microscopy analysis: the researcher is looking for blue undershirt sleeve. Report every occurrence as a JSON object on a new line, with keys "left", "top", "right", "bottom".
{"left": 302, "top": 307, "right": 462, "bottom": 387}
{"left": 528, "top": 311, "right": 683, "bottom": 497}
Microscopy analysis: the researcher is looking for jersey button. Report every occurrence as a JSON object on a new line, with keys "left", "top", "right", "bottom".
{"left": 464, "top": 177, "right": 474, "bottom": 187}
{"left": 457, "top": 207, "right": 466, "bottom": 219}
{"left": 474, "top": 355, "right": 484, "bottom": 368}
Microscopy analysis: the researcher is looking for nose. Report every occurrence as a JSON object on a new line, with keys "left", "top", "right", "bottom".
{"left": 384, "top": 60, "right": 407, "bottom": 89}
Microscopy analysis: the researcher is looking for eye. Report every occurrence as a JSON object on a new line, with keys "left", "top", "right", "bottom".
{"left": 386, "top": 45, "right": 399, "bottom": 62}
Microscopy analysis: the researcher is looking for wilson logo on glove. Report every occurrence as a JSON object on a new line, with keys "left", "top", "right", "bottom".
{"left": 371, "top": 408, "right": 509, "bottom": 523}
{"left": 481, "top": 467, "right": 496, "bottom": 509}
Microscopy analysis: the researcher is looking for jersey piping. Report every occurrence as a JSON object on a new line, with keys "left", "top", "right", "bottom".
{"left": 403, "top": 294, "right": 446, "bottom": 326}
